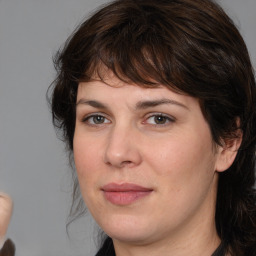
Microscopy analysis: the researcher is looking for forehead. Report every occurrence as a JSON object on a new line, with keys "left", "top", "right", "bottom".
{"left": 77, "top": 78, "right": 201, "bottom": 113}
{"left": 78, "top": 68, "right": 202, "bottom": 108}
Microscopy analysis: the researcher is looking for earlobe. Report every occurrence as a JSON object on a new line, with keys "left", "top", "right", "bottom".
{"left": 215, "top": 130, "right": 243, "bottom": 173}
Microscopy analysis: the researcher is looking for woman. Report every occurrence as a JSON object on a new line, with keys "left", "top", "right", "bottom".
{"left": 49, "top": 0, "right": 256, "bottom": 255}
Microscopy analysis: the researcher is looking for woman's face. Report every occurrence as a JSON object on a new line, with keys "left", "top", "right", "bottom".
{"left": 74, "top": 75, "right": 225, "bottom": 246}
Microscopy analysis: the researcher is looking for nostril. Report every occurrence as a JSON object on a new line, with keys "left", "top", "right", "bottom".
{"left": 103, "top": 141, "right": 142, "bottom": 168}
{"left": 122, "top": 161, "right": 132, "bottom": 165}
{"left": 105, "top": 160, "right": 133, "bottom": 167}
{"left": 119, "top": 160, "right": 136, "bottom": 168}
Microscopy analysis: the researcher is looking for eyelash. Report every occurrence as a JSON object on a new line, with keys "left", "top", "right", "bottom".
{"left": 82, "top": 114, "right": 110, "bottom": 126}
{"left": 81, "top": 113, "right": 175, "bottom": 127}
{"left": 143, "top": 113, "right": 175, "bottom": 126}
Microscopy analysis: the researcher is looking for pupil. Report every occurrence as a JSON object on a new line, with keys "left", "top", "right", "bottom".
{"left": 94, "top": 116, "right": 104, "bottom": 124}
{"left": 155, "top": 116, "right": 166, "bottom": 124}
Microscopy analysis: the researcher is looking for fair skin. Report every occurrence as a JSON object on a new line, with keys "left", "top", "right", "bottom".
{"left": 74, "top": 74, "right": 238, "bottom": 256}
{"left": 0, "top": 193, "right": 13, "bottom": 243}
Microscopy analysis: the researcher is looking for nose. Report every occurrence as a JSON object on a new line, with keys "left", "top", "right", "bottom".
{"left": 103, "top": 125, "right": 142, "bottom": 168}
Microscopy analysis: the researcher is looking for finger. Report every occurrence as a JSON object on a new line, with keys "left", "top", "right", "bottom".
{"left": 0, "top": 193, "right": 13, "bottom": 239}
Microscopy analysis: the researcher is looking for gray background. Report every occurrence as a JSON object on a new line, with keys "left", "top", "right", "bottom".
{"left": 0, "top": 1, "right": 255, "bottom": 256}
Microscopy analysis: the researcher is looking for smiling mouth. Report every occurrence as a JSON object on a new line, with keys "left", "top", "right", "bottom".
{"left": 101, "top": 183, "right": 153, "bottom": 206}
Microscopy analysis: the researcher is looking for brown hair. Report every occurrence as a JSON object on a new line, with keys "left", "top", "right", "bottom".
{"left": 49, "top": 0, "right": 256, "bottom": 255}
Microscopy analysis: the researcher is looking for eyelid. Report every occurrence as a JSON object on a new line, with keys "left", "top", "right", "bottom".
{"left": 81, "top": 112, "right": 111, "bottom": 125}
{"left": 79, "top": 111, "right": 175, "bottom": 127}
{"left": 143, "top": 112, "right": 176, "bottom": 125}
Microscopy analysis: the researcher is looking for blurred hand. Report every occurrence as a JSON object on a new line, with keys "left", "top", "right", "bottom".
{"left": 0, "top": 193, "right": 13, "bottom": 240}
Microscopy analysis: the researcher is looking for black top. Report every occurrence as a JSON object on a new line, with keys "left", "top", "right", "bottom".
{"left": 0, "top": 239, "right": 15, "bottom": 256}
{"left": 95, "top": 237, "right": 225, "bottom": 256}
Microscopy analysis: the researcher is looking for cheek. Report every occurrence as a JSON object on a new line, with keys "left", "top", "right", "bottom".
{"left": 145, "top": 129, "right": 217, "bottom": 193}
{"left": 73, "top": 133, "right": 102, "bottom": 187}
{"left": 147, "top": 137, "right": 213, "bottom": 173}
{"left": 73, "top": 136, "right": 105, "bottom": 212}
{"left": 147, "top": 137, "right": 217, "bottom": 218}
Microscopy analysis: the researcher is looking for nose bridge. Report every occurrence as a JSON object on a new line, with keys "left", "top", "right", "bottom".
{"left": 104, "top": 121, "right": 141, "bottom": 168}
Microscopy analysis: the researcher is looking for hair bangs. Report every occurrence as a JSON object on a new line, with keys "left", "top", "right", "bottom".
{"left": 78, "top": 11, "right": 184, "bottom": 92}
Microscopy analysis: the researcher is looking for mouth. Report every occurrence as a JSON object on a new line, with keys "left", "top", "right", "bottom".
{"left": 101, "top": 183, "right": 153, "bottom": 206}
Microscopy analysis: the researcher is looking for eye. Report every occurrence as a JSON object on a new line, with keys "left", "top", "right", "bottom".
{"left": 145, "top": 114, "right": 174, "bottom": 125}
{"left": 83, "top": 114, "right": 110, "bottom": 125}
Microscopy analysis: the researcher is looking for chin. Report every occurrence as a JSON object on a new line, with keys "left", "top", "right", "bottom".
{"left": 97, "top": 213, "right": 156, "bottom": 244}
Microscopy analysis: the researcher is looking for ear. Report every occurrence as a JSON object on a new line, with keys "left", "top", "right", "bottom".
{"left": 215, "top": 129, "right": 242, "bottom": 172}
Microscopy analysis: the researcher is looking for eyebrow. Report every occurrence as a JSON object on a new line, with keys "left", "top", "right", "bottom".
{"left": 76, "top": 100, "right": 107, "bottom": 109}
{"left": 76, "top": 98, "right": 188, "bottom": 110}
{"left": 135, "top": 99, "right": 188, "bottom": 110}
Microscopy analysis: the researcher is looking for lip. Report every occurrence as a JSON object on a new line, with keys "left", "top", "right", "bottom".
{"left": 101, "top": 183, "right": 153, "bottom": 205}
